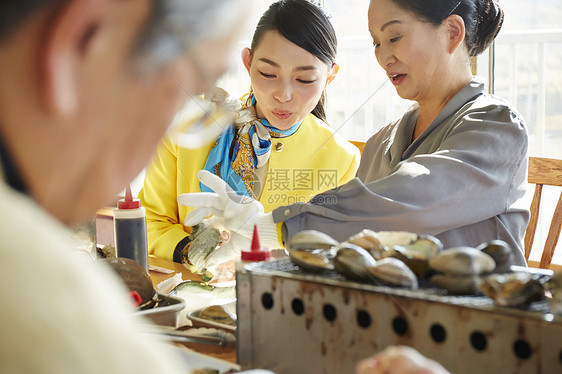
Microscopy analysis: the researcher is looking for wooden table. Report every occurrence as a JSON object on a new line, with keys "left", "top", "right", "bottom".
{"left": 148, "top": 255, "right": 203, "bottom": 287}
{"left": 147, "top": 256, "right": 237, "bottom": 364}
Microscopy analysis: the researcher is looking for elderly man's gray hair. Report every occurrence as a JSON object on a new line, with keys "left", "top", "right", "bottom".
{"left": 138, "top": 0, "right": 247, "bottom": 64}
{"left": 0, "top": 0, "right": 246, "bottom": 63}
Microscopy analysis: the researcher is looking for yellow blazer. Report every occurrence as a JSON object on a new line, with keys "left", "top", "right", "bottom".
{"left": 139, "top": 113, "right": 360, "bottom": 260}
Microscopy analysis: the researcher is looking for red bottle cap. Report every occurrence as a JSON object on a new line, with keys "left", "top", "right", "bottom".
{"left": 117, "top": 185, "right": 141, "bottom": 209}
{"left": 241, "top": 225, "right": 271, "bottom": 262}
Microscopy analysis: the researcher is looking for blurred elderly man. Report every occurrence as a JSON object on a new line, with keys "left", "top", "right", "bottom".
{"left": 0, "top": 0, "right": 248, "bottom": 372}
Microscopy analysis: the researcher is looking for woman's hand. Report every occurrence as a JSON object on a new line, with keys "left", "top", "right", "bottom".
{"left": 177, "top": 170, "right": 280, "bottom": 249}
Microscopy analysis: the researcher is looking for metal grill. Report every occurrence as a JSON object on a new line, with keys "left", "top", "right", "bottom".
{"left": 236, "top": 259, "right": 562, "bottom": 374}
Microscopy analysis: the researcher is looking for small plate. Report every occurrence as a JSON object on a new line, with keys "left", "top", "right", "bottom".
{"left": 187, "top": 301, "right": 236, "bottom": 332}
{"left": 136, "top": 293, "right": 186, "bottom": 327}
{"left": 174, "top": 345, "right": 240, "bottom": 372}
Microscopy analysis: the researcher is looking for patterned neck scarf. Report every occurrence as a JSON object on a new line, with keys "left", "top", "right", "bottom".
{"left": 201, "top": 95, "right": 302, "bottom": 197}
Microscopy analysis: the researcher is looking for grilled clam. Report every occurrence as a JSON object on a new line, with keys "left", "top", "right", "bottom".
{"left": 287, "top": 230, "right": 338, "bottom": 272}
{"left": 547, "top": 271, "right": 562, "bottom": 315}
{"left": 386, "top": 235, "right": 443, "bottom": 278}
{"left": 429, "top": 247, "right": 496, "bottom": 276}
{"left": 430, "top": 273, "right": 481, "bottom": 294}
{"left": 367, "top": 257, "right": 418, "bottom": 289}
{"left": 289, "top": 250, "right": 334, "bottom": 273}
{"left": 376, "top": 231, "right": 419, "bottom": 248}
{"left": 476, "top": 240, "right": 514, "bottom": 273}
{"left": 333, "top": 243, "right": 377, "bottom": 282}
{"left": 479, "top": 272, "right": 546, "bottom": 307}
{"left": 287, "top": 230, "right": 339, "bottom": 251}
{"left": 346, "top": 229, "right": 387, "bottom": 260}
{"left": 428, "top": 247, "right": 496, "bottom": 294}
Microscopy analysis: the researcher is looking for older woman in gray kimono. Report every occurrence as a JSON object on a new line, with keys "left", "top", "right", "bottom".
{"left": 180, "top": 0, "right": 529, "bottom": 268}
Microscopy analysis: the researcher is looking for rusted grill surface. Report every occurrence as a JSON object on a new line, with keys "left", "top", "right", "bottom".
{"left": 254, "top": 258, "right": 553, "bottom": 310}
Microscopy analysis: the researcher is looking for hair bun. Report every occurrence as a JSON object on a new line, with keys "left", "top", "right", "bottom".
{"left": 470, "top": 0, "right": 504, "bottom": 56}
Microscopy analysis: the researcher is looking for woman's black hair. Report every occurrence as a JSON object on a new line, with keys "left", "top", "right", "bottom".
{"left": 390, "top": 0, "right": 504, "bottom": 56}
{"left": 249, "top": 0, "right": 337, "bottom": 122}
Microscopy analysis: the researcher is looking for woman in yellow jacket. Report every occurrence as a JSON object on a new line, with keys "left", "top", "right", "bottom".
{"left": 139, "top": 0, "right": 360, "bottom": 263}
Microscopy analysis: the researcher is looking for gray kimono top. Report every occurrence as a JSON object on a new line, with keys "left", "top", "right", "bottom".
{"left": 273, "top": 78, "right": 529, "bottom": 265}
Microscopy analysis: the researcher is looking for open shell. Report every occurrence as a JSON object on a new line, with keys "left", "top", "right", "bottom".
{"left": 367, "top": 258, "right": 418, "bottom": 289}
{"left": 476, "top": 240, "right": 514, "bottom": 273}
{"left": 186, "top": 224, "right": 222, "bottom": 272}
{"left": 385, "top": 235, "right": 443, "bottom": 278}
{"left": 430, "top": 273, "right": 481, "bottom": 294}
{"left": 287, "top": 230, "right": 339, "bottom": 251}
{"left": 479, "top": 272, "right": 546, "bottom": 307}
{"left": 289, "top": 250, "right": 334, "bottom": 273}
{"left": 333, "top": 244, "right": 377, "bottom": 282}
{"left": 345, "top": 229, "right": 387, "bottom": 260}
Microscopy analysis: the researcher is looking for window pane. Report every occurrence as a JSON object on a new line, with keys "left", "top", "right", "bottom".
{"left": 495, "top": 1, "right": 562, "bottom": 159}
{"left": 323, "top": 0, "right": 412, "bottom": 142}
{"left": 494, "top": 0, "right": 562, "bottom": 265}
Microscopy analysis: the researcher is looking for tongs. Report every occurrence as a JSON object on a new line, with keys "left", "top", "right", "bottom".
{"left": 145, "top": 325, "right": 235, "bottom": 347}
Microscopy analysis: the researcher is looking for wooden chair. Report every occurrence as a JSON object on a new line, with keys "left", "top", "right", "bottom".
{"left": 524, "top": 156, "right": 562, "bottom": 269}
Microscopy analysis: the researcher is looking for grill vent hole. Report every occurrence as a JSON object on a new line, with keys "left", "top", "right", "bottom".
{"left": 430, "top": 323, "right": 447, "bottom": 343}
{"left": 392, "top": 316, "right": 408, "bottom": 336}
{"left": 323, "top": 304, "right": 337, "bottom": 322}
{"left": 513, "top": 340, "right": 532, "bottom": 360}
{"left": 261, "top": 292, "right": 274, "bottom": 310}
{"left": 470, "top": 331, "right": 488, "bottom": 351}
{"left": 356, "top": 310, "right": 371, "bottom": 329}
{"left": 291, "top": 298, "right": 304, "bottom": 316}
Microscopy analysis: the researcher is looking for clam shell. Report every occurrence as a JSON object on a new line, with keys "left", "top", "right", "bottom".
{"left": 367, "top": 258, "right": 418, "bottom": 289}
{"left": 385, "top": 249, "right": 428, "bottom": 279}
{"left": 479, "top": 272, "right": 545, "bottom": 307}
{"left": 376, "top": 231, "right": 418, "bottom": 248}
{"left": 429, "top": 247, "right": 495, "bottom": 276}
{"left": 187, "top": 224, "right": 221, "bottom": 271}
{"left": 547, "top": 271, "right": 562, "bottom": 297}
{"left": 384, "top": 235, "right": 443, "bottom": 278}
{"left": 333, "top": 244, "right": 377, "bottom": 282}
{"left": 287, "top": 230, "right": 339, "bottom": 251}
{"left": 346, "top": 229, "right": 386, "bottom": 260}
{"left": 547, "top": 272, "right": 562, "bottom": 315}
{"left": 476, "top": 240, "right": 514, "bottom": 273}
{"left": 403, "top": 235, "right": 443, "bottom": 258}
{"left": 430, "top": 273, "right": 481, "bottom": 294}
{"left": 289, "top": 250, "right": 334, "bottom": 273}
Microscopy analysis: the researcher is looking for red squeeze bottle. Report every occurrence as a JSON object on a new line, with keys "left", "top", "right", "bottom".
{"left": 240, "top": 225, "right": 271, "bottom": 262}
